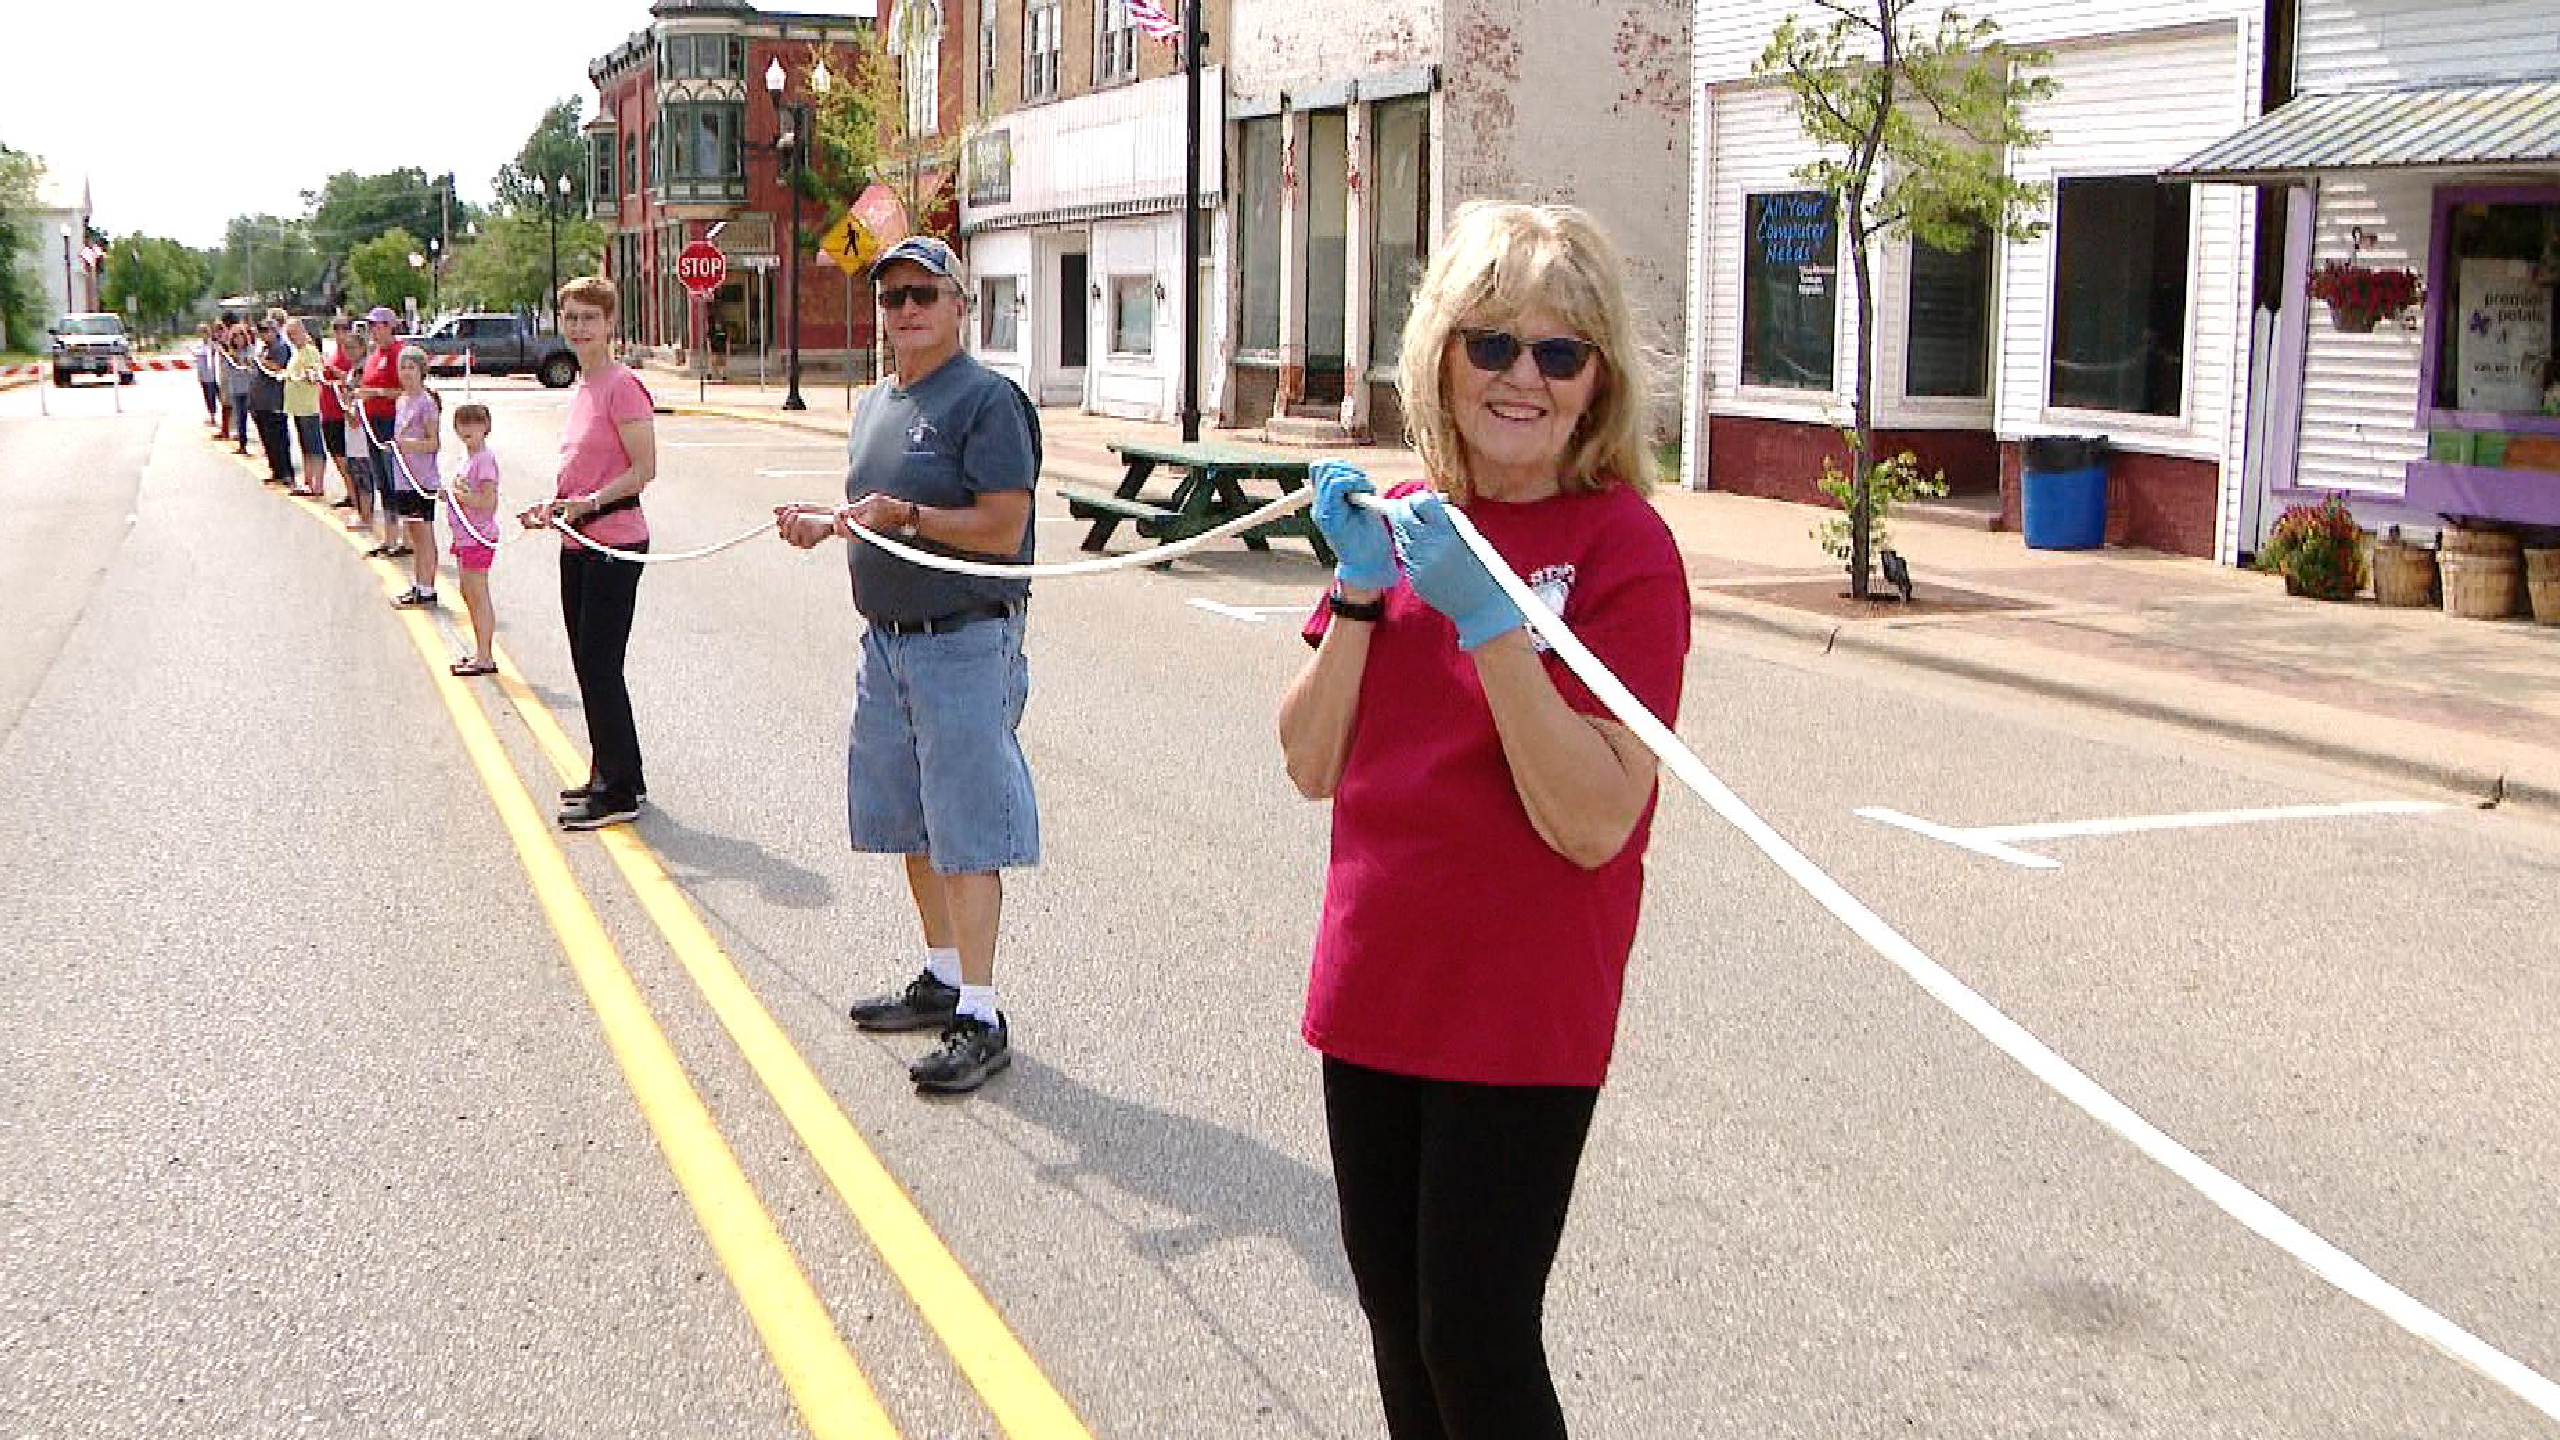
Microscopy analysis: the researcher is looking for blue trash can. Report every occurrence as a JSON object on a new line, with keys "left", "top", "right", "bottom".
{"left": 2021, "top": 435, "right": 2109, "bottom": 549}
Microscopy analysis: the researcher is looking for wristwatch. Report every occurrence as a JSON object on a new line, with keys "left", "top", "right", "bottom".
{"left": 1327, "top": 589, "right": 1386, "bottom": 623}
{"left": 894, "top": 500, "right": 921, "bottom": 540}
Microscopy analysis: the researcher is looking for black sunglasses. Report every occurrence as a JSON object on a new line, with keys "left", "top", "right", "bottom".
{"left": 1459, "top": 327, "right": 1597, "bottom": 381}
{"left": 879, "top": 283, "right": 947, "bottom": 311}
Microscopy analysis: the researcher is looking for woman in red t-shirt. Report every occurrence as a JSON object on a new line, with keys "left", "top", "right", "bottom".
{"left": 1277, "top": 201, "right": 1690, "bottom": 1440}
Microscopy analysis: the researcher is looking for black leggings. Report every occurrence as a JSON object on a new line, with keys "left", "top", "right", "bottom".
{"left": 559, "top": 543, "right": 647, "bottom": 798}
{"left": 1323, "top": 1057, "right": 1600, "bottom": 1440}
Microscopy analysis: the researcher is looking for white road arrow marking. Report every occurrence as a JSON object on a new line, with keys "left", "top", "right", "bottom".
{"left": 1859, "top": 799, "right": 2450, "bottom": 870}
{"left": 1186, "top": 599, "right": 1310, "bottom": 624}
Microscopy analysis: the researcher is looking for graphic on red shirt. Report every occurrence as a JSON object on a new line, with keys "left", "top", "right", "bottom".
{"left": 358, "top": 341, "right": 404, "bottom": 421}
{"left": 1301, "top": 481, "right": 1691, "bottom": 1087}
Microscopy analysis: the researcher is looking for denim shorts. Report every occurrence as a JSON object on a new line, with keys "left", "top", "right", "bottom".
{"left": 847, "top": 611, "right": 1039, "bottom": 875}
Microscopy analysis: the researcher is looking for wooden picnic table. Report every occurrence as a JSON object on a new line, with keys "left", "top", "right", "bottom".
{"left": 1058, "top": 440, "right": 1335, "bottom": 566}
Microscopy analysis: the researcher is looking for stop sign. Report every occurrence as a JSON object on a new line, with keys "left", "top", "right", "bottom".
{"left": 676, "top": 240, "right": 728, "bottom": 298}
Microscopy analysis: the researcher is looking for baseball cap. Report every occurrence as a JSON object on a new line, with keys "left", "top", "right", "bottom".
{"left": 868, "top": 235, "right": 959, "bottom": 282}
{"left": 363, "top": 306, "right": 400, "bottom": 326}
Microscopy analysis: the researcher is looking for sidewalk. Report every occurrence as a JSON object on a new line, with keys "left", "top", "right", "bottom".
{"left": 665, "top": 380, "right": 2560, "bottom": 813}
{"left": 1658, "top": 488, "right": 2560, "bottom": 813}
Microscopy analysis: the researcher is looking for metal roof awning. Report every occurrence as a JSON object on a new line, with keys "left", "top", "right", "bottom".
{"left": 2165, "top": 80, "right": 2560, "bottom": 183}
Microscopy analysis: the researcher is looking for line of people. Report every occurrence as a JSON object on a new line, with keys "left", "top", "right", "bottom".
{"left": 203, "top": 288, "right": 654, "bottom": 833}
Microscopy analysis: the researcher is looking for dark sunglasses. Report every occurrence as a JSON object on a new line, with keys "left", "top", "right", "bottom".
{"left": 1459, "top": 327, "right": 1597, "bottom": 381}
{"left": 879, "top": 283, "right": 947, "bottom": 311}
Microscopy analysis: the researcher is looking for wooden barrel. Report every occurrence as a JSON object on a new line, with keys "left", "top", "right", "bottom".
{"left": 2441, "top": 550, "right": 2525, "bottom": 619}
{"left": 2526, "top": 548, "right": 2560, "bottom": 626}
{"left": 2372, "top": 541, "right": 2439, "bottom": 607}
{"left": 2441, "top": 524, "right": 2523, "bottom": 557}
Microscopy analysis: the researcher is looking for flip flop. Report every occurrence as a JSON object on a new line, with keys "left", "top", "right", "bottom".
{"left": 449, "top": 658, "right": 498, "bottom": 677}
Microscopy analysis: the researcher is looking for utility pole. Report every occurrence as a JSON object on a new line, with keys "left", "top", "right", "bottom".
{"left": 1179, "top": 0, "right": 1205, "bottom": 442}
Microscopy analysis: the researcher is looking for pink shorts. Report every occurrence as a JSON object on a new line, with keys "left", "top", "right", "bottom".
{"left": 451, "top": 539, "right": 496, "bottom": 572}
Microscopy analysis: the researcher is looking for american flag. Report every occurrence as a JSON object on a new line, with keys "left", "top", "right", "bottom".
{"left": 1126, "top": 0, "right": 1183, "bottom": 44}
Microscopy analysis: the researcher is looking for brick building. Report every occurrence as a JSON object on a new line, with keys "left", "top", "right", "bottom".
{"left": 956, "top": 0, "right": 1230, "bottom": 422}
{"left": 1224, "top": 0, "right": 1692, "bottom": 444}
{"left": 587, "top": 0, "right": 878, "bottom": 370}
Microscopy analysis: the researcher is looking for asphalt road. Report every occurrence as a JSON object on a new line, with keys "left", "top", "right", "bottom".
{"left": 4, "top": 371, "right": 2554, "bottom": 1439}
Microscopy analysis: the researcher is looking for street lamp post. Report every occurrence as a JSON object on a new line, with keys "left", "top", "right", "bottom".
{"left": 427, "top": 238, "right": 442, "bottom": 319}
{"left": 61, "top": 226, "right": 75, "bottom": 315}
{"left": 548, "top": 174, "right": 572, "bottom": 329}
{"left": 767, "top": 56, "right": 827, "bottom": 412}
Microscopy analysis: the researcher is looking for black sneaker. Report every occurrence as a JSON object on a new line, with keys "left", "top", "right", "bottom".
{"left": 910, "top": 1014, "right": 1010, "bottom": 1094}
{"left": 560, "top": 782, "right": 649, "bottom": 804}
{"left": 848, "top": 970, "right": 959, "bottom": 1033}
{"left": 558, "top": 792, "right": 641, "bottom": 830}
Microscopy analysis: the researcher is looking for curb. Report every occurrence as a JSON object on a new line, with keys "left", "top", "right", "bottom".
{"left": 1696, "top": 591, "right": 2560, "bottom": 817}
{"left": 662, "top": 402, "right": 855, "bottom": 441}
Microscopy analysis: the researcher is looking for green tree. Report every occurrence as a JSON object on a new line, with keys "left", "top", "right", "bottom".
{"left": 306, "top": 168, "right": 461, "bottom": 256}
{"left": 0, "top": 145, "right": 48, "bottom": 349}
{"left": 101, "top": 235, "right": 210, "bottom": 334}
{"left": 346, "top": 227, "right": 430, "bottom": 312}
{"left": 494, "top": 99, "right": 590, "bottom": 214}
{"left": 210, "top": 214, "right": 320, "bottom": 301}
{"left": 805, "top": 24, "right": 963, "bottom": 247}
{"left": 1758, "top": 2, "right": 2053, "bottom": 597}
{"left": 442, "top": 211, "right": 605, "bottom": 312}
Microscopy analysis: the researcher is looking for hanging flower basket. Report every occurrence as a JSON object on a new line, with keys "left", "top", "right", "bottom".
{"left": 2306, "top": 260, "right": 2423, "bottom": 333}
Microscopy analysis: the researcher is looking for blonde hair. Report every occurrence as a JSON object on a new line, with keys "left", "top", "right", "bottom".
{"left": 1396, "top": 201, "right": 1658, "bottom": 500}
{"left": 557, "top": 275, "right": 617, "bottom": 319}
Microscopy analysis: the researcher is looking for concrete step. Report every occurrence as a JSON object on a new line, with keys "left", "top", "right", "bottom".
{"left": 1900, "top": 492, "right": 2003, "bottom": 531}
{"left": 1262, "top": 413, "right": 1365, "bottom": 448}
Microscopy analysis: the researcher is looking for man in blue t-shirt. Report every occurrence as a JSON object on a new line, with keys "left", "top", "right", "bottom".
{"left": 778, "top": 235, "right": 1041, "bottom": 1096}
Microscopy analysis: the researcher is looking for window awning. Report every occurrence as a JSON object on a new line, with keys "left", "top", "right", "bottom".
{"left": 2165, "top": 80, "right": 2560, "bottom": 183}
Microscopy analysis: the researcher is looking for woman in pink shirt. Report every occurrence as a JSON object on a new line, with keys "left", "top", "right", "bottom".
{"left": 516, "top": 276, "right": 654, "bottom": 831}
{"left": 1277, "top": 202, "right": 1690, "bottom": 1440}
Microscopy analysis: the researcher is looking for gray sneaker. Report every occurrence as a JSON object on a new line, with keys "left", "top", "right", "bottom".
{"left": 850, "top": 970, "right": 959, "bottom": 1033}
{"left": 909, "top": 1013, "right": 1010, "bottom": 1094}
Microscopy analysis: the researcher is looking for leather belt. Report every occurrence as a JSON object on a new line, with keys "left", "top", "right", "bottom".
{"left": 873, "top": 601, "right": 1020, "bottom": 636}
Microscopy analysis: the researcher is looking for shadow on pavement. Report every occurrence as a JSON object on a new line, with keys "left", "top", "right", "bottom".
{"left": 638, "top": 806, "right": 837, "bottom": 910}
{"left": 985, "top": 1051, "right": 1352, "bottom": 1299}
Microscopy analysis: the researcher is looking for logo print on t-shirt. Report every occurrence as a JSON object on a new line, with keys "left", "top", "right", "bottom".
{"left": 1525, "top": 564, "right": 1575, "bottom": 655}
{"left": 906, "top": 418, "right": 939, "bottom": 454}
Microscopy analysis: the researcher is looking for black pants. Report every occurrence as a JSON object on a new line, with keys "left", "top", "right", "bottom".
{"left": 252, "top": 409, "right": 293, "bottom": 480}
{"left": 198, "top": 379, "right": 218, "bottom": 418}
{"left": 560, "top": 543, "right": 648, "bottom": 799}
{"left": 1323, "top": 1057, "right": 1600, "bottom": 1440}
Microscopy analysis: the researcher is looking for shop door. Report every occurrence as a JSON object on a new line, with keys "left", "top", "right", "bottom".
{"left": 1049, "top": 249, "right": 1089, "bottom": 405}
{"left": 1300, "top": 110, "right": 1348, "bottom": 406}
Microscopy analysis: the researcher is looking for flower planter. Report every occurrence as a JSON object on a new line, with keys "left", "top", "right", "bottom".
{"left": 2327, "top": 304, "right": 2380, "bottom": 334}
{"left": 2527, "top": 548, "right": 2560, "bottom": 627}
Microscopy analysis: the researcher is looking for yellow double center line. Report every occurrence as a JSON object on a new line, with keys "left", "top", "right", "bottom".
{"left": 243, "top": 444, "right": 1093, "bottom": 1440}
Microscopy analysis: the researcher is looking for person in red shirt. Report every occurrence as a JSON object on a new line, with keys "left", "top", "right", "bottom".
{"left": 353, "top": 307, "right": 409, "bottom": 557}
{"left": 1277, "top": 200, "right": 1690, "bottom": 1440}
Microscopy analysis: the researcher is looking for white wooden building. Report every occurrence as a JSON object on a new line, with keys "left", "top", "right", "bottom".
{"left": 2169, "top": 0, "right": 2560, "bottom": 545}
{"left": 961, "top": 69, "right": 1227, "bottom": 424}
{"left": 1683, "top": 0, "right": 2265, "bottom": 558}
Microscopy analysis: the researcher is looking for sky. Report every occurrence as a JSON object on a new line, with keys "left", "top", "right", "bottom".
{"left": 0, "top": 0, "right": 872, "bottom": 248}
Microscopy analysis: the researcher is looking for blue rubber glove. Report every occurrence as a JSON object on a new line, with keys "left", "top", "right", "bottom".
{"left": 1385, "top": 494, "right": 1525, "bottom": 651}
{"left": 1308, "top": 461, "right": 1397, "bottom": 593}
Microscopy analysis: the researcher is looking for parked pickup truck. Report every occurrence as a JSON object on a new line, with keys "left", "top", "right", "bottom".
{"left": 49, "top": 312, "right": 136, "bottom": 386}
{"left": 402, "top": 312, "right": 579, "bottom": 388}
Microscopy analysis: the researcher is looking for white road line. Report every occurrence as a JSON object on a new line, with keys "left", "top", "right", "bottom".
{"left": 1856, "top": 808, "right": 2059, "bottom": 869}
{"left": 1859, "top": 799, "right": 2451, "bottom": 870}
{"left": 1185, "top": 599, "right": 1307, "bottom": 624}
{"left": 1979, "top": 799, "right": 2449, "bottom": 843}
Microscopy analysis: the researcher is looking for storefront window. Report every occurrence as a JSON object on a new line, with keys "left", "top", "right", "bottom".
{"left": 980, "top": 276, "right": 1020, "bottom": 352}
{"left": 1741, "top": 190, "right": 1837, "bottom": 390}
{"left": 1238, "top": 118, "right": 1281, "bottom": 352}
{"left": 2050, "top": 176, "right": 2191, "bottom": 416}
{"left": 1368, "top": 98, "right": 1429, "bottom": 372}
{"left": 1906, "top": 228, "right": 1991, "bottom": 399}
{"left": 1111, "top": 276, "right": 1155, "bottom": 356}
{"left": 2430, "top": 197, "right": 2560, "bottom": 419}
{"left": 1096, "top": 0, "right": 1136, "bottom": 86}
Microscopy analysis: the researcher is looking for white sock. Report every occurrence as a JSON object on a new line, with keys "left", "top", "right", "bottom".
{"left": 924, "top": 947, "right": 962, "bottom": 988}
{"left": 956, "top": 984, "right": 1000, "bottom": 1026}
